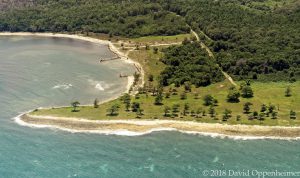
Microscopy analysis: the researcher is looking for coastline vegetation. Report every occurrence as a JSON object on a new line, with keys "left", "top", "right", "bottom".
{"left": 30, "top": 35, "right": 299, "bottom": 127}
{"left": 2, "top": 0, "right": 299, "bottom": 128}
{"left": 31, "top": 80, "right": 300, "bottom": 126}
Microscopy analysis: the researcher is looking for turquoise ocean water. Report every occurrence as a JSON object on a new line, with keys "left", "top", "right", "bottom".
{"left": 0, "top": 36, "right": 299, "bottom": 178}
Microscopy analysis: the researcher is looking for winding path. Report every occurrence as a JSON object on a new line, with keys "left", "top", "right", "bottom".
{"left": 191, "top": 30, "right": 237, "bottom": 86}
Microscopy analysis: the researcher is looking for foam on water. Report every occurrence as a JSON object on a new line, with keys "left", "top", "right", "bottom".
{"left": 52, "top": 84, "right": 73, "bottom": 90}
{"left": 13, "top": 113, "right": 300, "bottom": 140}
{"left": 1, "top": 35, "right": 300, "bottom": 178}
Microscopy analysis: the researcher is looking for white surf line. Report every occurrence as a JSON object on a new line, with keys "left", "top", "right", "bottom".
{"left": 14, "top": 116, "right": 300, "bottom": 140}
{"left": 23, "top": 115, "right": 300, "bottom": 128}
{"left": 16, "top": 115, "right": 300, "bottom": 140}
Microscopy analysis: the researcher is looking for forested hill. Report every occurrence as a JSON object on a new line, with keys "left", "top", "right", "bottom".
{"left": 0, "top": 0, "right": 300, "bottom": 82}
{"left": 163, "top": 0, "right": 300, "bottom": 82}
{"left": 0, "top": 0, "right": 190, "bottom": 37}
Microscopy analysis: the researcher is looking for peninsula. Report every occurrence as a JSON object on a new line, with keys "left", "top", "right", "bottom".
{"left": 1, "top": 0, "right": 299, "bottom": 139}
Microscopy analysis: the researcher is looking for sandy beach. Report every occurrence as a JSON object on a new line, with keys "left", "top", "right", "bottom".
{"left": 16, "top": 114, "right": 300, "bottom": 140}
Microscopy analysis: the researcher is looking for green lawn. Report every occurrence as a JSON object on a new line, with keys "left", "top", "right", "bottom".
{"left": 130, "top": 34, "right": 191, "bottom": 44}
{"left": 32, "top": 80, "right": 300, "bottom": 126}
{"left": 128, "top": 47, "right": 166, "bottom": 85}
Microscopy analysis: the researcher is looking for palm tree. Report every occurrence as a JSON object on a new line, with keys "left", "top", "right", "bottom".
{"left": 94, "top": 98, "right": 99, "bottom": 108}
{"left": 107, "top": 104, "right": 119, "bottom": 116}
{"left": 71, "top": 101, "right": 80, "bottom": 112}
{"left": 164, "top": 106, "right": 171, "bottom": 117}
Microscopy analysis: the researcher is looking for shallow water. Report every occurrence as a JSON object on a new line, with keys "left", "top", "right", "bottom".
{"left": 0, "top": 36, "right": 299, "bottom": 178}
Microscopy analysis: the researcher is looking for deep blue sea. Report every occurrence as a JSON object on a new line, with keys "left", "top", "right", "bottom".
{"left": 0, "top": 36, "right": 299, "bottom": 178}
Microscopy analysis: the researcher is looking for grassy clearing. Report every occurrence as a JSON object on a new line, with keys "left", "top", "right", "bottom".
{"left": 32, "top": 81, "right": 300, "bottom": 126}
{"left": 130, "top": 34, "right": 191, "bottom": 44}
{"left": 128, "top": 46, "right": 166, "bottom": 85}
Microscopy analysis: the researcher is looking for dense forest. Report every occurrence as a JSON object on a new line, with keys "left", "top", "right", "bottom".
{"left": 160, "top": 0, "right": 300, "bottom": 81}
{"left": 0, "top": 0, "right": 34, "bottom": 10}
{"left": 1, "top": 0, "right": 300, "bottom": 82}
{"left": 160, "top": 41, "right": 224, "bottom": 87}
{"left": 0, "top": 0, "right": 189, "bottom": 37}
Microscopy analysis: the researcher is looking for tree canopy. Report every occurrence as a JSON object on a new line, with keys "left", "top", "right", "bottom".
{"left": 160, "top": 42, "right": 224, "bottom": 87}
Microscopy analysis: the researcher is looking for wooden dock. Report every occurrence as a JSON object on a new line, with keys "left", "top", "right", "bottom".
{"left": 119, "top": 74, "right": 129, "bottom": 78}
{"left": 99, "top": 56, "right": 120, "bottom": 63}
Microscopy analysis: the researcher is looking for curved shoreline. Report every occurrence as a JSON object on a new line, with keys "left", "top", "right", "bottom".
{"left": 2, "top": 32, "right": 299, "bottom": 140}
{"left": 0, "top": 32, "right": 144, "bottom": 93}
{"left": 15, "top": 114, "right": 300, "bottom": 140}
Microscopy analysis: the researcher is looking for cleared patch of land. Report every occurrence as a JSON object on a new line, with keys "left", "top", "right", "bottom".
{"left": 130, "top": 34, "right": 191, "bottom": 44}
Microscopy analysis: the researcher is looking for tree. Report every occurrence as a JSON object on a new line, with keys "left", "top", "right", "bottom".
{"left": 290, "top": 110, "right": 297, "bottom": 119}
{"left": 208, "top": 105, "right": 216, "bottom": 118}
{"left": 236, "top": 115, "right": 241, "bottom": 121}
{"left": 107, "top": 104, "right": 119, "bottom": 116}
{"left": 190, "top": 110, "right": 195, "bottom": 117}
{"left": 151, "top": 87, "right": 157, "bottom": 96}
{"left": 180, "top": 92, "right": 187, "bottom": 100}
{"left": 154, "top": 92, "right": 163, "bottom": 105}
{"left": 271, "top": 111, "right": 278, "bottom": 119}
{"left": 109, "top": 32, "right": 113, "bottom": 38}
{"left": 241, "top": 86, "right": 254, "bottom": 98}
{"left": 135, "top": 93, "right": 140, "bottom": 99}
{"left": 93, "top": 98, "right": 99, "bottom": 108}
{"left": 136, "top": 108, "right": 144, "bottom": 118}
{"left": 148, "top": 74, "right": 154, "bottom": 82}
{"left": 184, "top": 81, "right": 191, "bottom": 92}
{"left": 258, "top": 112, "right": 265, "bottom": 121}
{"left": 138, "top": 87, "right": 145, "bottom": 94}
{"left": 203, "top": 95, "right": 214, "bottom": 106}
{"left": 165, "top": 92, "right": 171, "bottom": 98}
{"left": 285, "top": 86, "right": 292, "bottom": 97}
{"left": 131, "top": 102, "right": 140, "bottom": 112}
{"left": 172, "top": 104, "right": 180, "bottom": 117}
{"left": 202, "top": 110, "right": 206, "bottom": 116}
{"left": 243, "top": 102, "right": 253, "bottom": 113}
{"left": 268, "top": 104, "right": 276, "bottom": 114}
{"left": 135, "top": 44, "right": 140, "bottom": 50}
{"left": 133, "top": 72, "right": 140, "bottom": 86}
{"left": 145, "top": 44, "right": 150, "bottom": 50}
{"left": 253, "top": 111, "right": 258, "bottom": 119}
{"left": 122, "top": 94, "right": 131, "bottom": 111}
{"left": 71, "top": 101, "right": 80, "bottom": 112}
{"left": 164, "top": 106, "right": 171, "bottom": 117}
{"left": 196, "top": 108, "right": 202, "bottom": 118}
{"left": 183, "top": 103, "right": 190, "bottom": 116}
{"left": 182, "top": 37, "right": 190, "bottom": 45}
{"left": 222, "top": 109, "right": 232, "bottom": 121}
{"left": 213, "top": 99, "right": 218, "bottom": 106}
{"left": 260, "top": 104, "right": 267, "bottom": 113}
{"left": 227, "top": 88, "right": 240, "bottom": 103}
{"left": 153, "top": 47, "right": 159, "bottom": 54}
